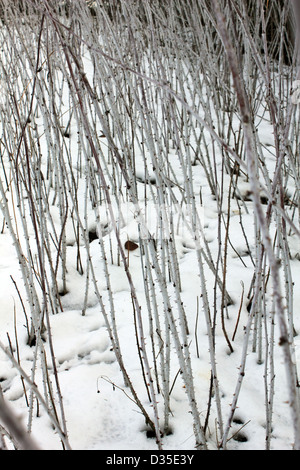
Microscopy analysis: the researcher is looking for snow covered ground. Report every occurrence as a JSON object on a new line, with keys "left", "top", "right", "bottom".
{"left": 0, "top": 110, "right": 299, "bottom": 450}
